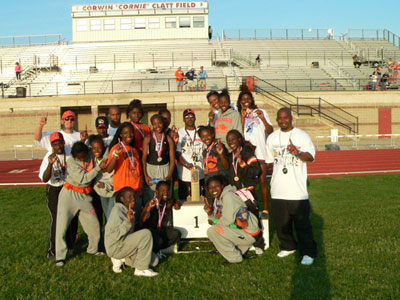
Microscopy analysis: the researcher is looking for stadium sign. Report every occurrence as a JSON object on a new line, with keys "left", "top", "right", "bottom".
{"left": 72, "top": 2, "right": 208, "bottom": 12}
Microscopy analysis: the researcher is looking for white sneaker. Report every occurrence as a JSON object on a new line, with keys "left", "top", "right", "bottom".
{"left": 255, "top": 247, "right": 264, "bottom": 256}
{"left": 111, "top": 258, "right": 124, "bottom": 273}
{"left": 301, "top": 255, "right": 314, "bottom": 265}
{"left": 134, "top": 269, "right": 158, "bottom": 277}
{"left": 277, "top": 250, "right": 296, "bottom": 258}
{"left": 150, "top": 254, "right": 159, "bottom": 267}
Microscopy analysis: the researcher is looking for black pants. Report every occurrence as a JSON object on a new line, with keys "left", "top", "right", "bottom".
{"left": 16, "top": 72, "right": 21, "bottom": 80}
{"left": 271, "top": 198, "right": 317, "bottom": 258}
{"left": 178, "top": 179, "right": 205, "bottom": 201}
{"left": 46, "top": 185, "right": 78, "bottom": 256}
{"left": 90, "top": 190, "right": 104, "bottom": 229}
{"left": 150, "top": 227, "right": 181, "bottom": 253}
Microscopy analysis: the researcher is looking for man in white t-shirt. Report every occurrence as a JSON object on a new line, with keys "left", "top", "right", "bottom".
{"left": 107, "top": 105, "right": 121, "bottom": 137}
{"left": 95, "top": 116, "right": 113, "bottom": 148}
{"left": 265, "top": 107, "right": 317, "bottom": 266}
{"left": 34, "top": 110, "right": 84, "bottom": 156}
{"left": 176, "top": 109, "right": 206, "bottom": 200}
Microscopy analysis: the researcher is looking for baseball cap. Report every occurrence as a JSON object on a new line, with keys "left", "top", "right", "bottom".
{"left": 62, "top": 110, "right": 76, "bottom": 120}
{"left": 183, "top": 109, "right": 195, "bottom": 117}
{"left": 50, "top": 132, "right": 64, "bottom": 143}
{"left": 95, "top": 116, "right": 109, "bottom": 128}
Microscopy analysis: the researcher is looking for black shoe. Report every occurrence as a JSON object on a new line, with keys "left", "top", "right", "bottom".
{"left": 47, "top": 251, "right": 56, "bottom": 261}
{"left": 209, "top": 250, "right": 219, "bottom": 255}
{"left": 221, "top": 260, "right": 231, "bottom": 266}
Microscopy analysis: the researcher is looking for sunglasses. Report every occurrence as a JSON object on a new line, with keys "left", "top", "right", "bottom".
{"left": 63, "top": 117, "right": 75, "bottom": 121}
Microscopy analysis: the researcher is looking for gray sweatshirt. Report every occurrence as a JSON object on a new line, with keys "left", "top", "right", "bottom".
{"left": 218, "top": 185, "right": 259, "bottom": 235}
{"left": 215, "top": 108, "right": 243, "bottom": 147}
{"left": 105, "top": 203, "right": 134, "bottom": 256}
{"left": 65, "top": 154, "right": 101, "bottom": 188}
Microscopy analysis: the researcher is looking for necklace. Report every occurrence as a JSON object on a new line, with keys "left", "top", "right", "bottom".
{"left": 120, "top": 141, "right": 136, "bottom": 174}
{"left": 153, "top": 132, "right": 165, "bottom": 162}
{"left": 231, "top": 147, "right": 242, "bottom": 181}
{"left": 131, "top": 122, "right": 145, "bottom": 138}
{"left": 279, "top": 130, "right": 293, "bottom": 174}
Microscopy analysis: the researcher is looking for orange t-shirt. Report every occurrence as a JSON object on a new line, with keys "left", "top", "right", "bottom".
{"left": 175, "top": 70, "right": 184, "bottom": 81}
{"left": 130, "top": 122, "right": 151, "bottom": 153}
{"left": 108, "top": 144, "right": 142, "bottom": 192}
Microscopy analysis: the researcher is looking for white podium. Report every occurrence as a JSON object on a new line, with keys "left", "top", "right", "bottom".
{"left": 173, "top": 202, "right": 210, "bottom": 239}
{"left": 173, "top": 201, "right": 270, "bottom": 249}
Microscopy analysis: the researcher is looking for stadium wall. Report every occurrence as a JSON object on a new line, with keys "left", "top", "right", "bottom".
{"left": 0, "top": 91, "right": 399, "bottom": 152}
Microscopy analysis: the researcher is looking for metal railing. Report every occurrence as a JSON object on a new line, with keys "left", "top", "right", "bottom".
{"left": 0, "top": 34, "right": 63, "bottom": 47}
{"left": 255, "top": 76, "right": 359, "bottom": 133}
{"left": 315, "top": 134, "right": 400, "bottom": 150}
{"left": 22, "top": 77, "right": 228, "bottom": 97}
{"left": 222, "top": 28, "right": 334, "bottom": 40}
{"left": 345, "top": 29, "right": 400, "bottom": 49}
{"left": 3, "top": 75, "right": 391, "bottom": 99}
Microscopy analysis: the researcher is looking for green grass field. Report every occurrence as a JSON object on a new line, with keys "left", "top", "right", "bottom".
{"left": 1, "top": 175, "right": 399, "bottom": 300}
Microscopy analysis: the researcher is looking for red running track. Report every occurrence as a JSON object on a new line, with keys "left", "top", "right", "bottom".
{"left": 0, "top": 149, "right": 399, "bottom": 187}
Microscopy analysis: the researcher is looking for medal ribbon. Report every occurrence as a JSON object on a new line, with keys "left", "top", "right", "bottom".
{"left": 185, "top": 128, "right": 197, "bottom": 146}
{"left": 132, "top": 122, "right": 145, "bottom": 138}
{"left": 205, "top": 141, "right": 217, "bottom": 169}
{"left": 156, "top": 199, "right": 167, "bottom": 228}
{"left": 153, "top": 132, "right": 165, "bottom": 159}
{"left": 120, "top": 141, "right": 136, "bottom": 172}
{"left": 231, "top": 147, "right": 242, "bottom": 178}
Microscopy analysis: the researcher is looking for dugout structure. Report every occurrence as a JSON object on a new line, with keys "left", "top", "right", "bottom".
{"left": 71, "top": 1, "right": 209, "bottom": 43}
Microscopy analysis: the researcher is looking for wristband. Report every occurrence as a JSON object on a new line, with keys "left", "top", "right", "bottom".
{"left": 112, "top": 152, "right": 119, "bottom": 158}
{"left": 295, "top": 151, "right": 303, "bottom": 157}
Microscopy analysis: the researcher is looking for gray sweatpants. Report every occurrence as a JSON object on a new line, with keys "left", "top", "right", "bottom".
{"left": 111, "top": 229, "right": 154, "bottom": 270}
{"left": 207, "top": 225, "right": 255, "bottom": 263}
{"left": 56, "top": 187, "right": 100, "bottom": 261}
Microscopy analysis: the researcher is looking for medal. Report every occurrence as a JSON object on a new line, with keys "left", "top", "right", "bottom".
{"left": 282, "top": 167, "right": 288, "bottom": 174}
{"left": 153, "top": 132, "right": 165, "bottom": 163}
{"left": 232, "top": 149, "right": 242, "bottom": 183}
{"left": 120, "top": 141, "right": 136, "bottom": 174}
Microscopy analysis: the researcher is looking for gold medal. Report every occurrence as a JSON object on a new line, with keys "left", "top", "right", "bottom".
{"left": 234, "top": 176, "right": 239, "bottom": 182}
{"left": 157, "top": 157, "right": 162, "bottom": 162}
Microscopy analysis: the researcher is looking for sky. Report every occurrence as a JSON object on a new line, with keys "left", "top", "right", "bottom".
{"left": 0, "top": 0, "right": 399, "bottom": 42}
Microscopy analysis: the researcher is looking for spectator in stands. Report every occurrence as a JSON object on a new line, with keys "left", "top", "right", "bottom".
{"left": 255, "top": 55, "right": 261, "bottom": 68}
{"left": 352, "top": 54, "right": 362, "bottom": 68}
{"left": 198, "top": 66, "right": 208, "bottom": 91}
{"left": 34, "top": 110, "right": 86, "bottom": 156}
{"left": 207, "top": 90, "right": 220, "bottom": 126}
{"left": 376, "top": 66, "right": 383, "bottom": 87}
{"left": 95, "top": 116, "right": 113, "bottom": 148}
{"left": 175, "top": 67, "right": 185, "bottom": 92}
{"left": 127, "top": 99, "right": 151, "bottom": 153}
{"left": 265, "top": 107, "right": 318, "bottom": 266}
{"left": 108, "top": 106, "right": 121, "bottom": 137}
{"left": 15, "top": 62, "right": 22, "bottom": 80}
{"left": 185, "top": 68, "right": 196, "bottom": 92}
{"left": 381, "top": 72, "right": 390, "bottom": 90}
{"left": 208, "top": 26, "right": 213, "bottom": 40}
{"left": 370, "top": 71, "right": 378, "bottom": 91}
{"left": 393, "top": 61, "right": 399, "bottom": 84}
{"left": 176, "top": 109, "right": 206, "bottom": 201}
{"left": 246, "top": 76, "right": 258, "bottom": 92}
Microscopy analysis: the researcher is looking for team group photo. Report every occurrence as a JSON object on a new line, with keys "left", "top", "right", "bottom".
{"left": 0, "top": 0, "right": 399, "bottom": 299}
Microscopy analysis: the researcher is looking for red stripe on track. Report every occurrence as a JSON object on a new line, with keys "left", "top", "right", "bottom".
{"left": 0, "top": 149, "right": 399, "bottom": 186}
